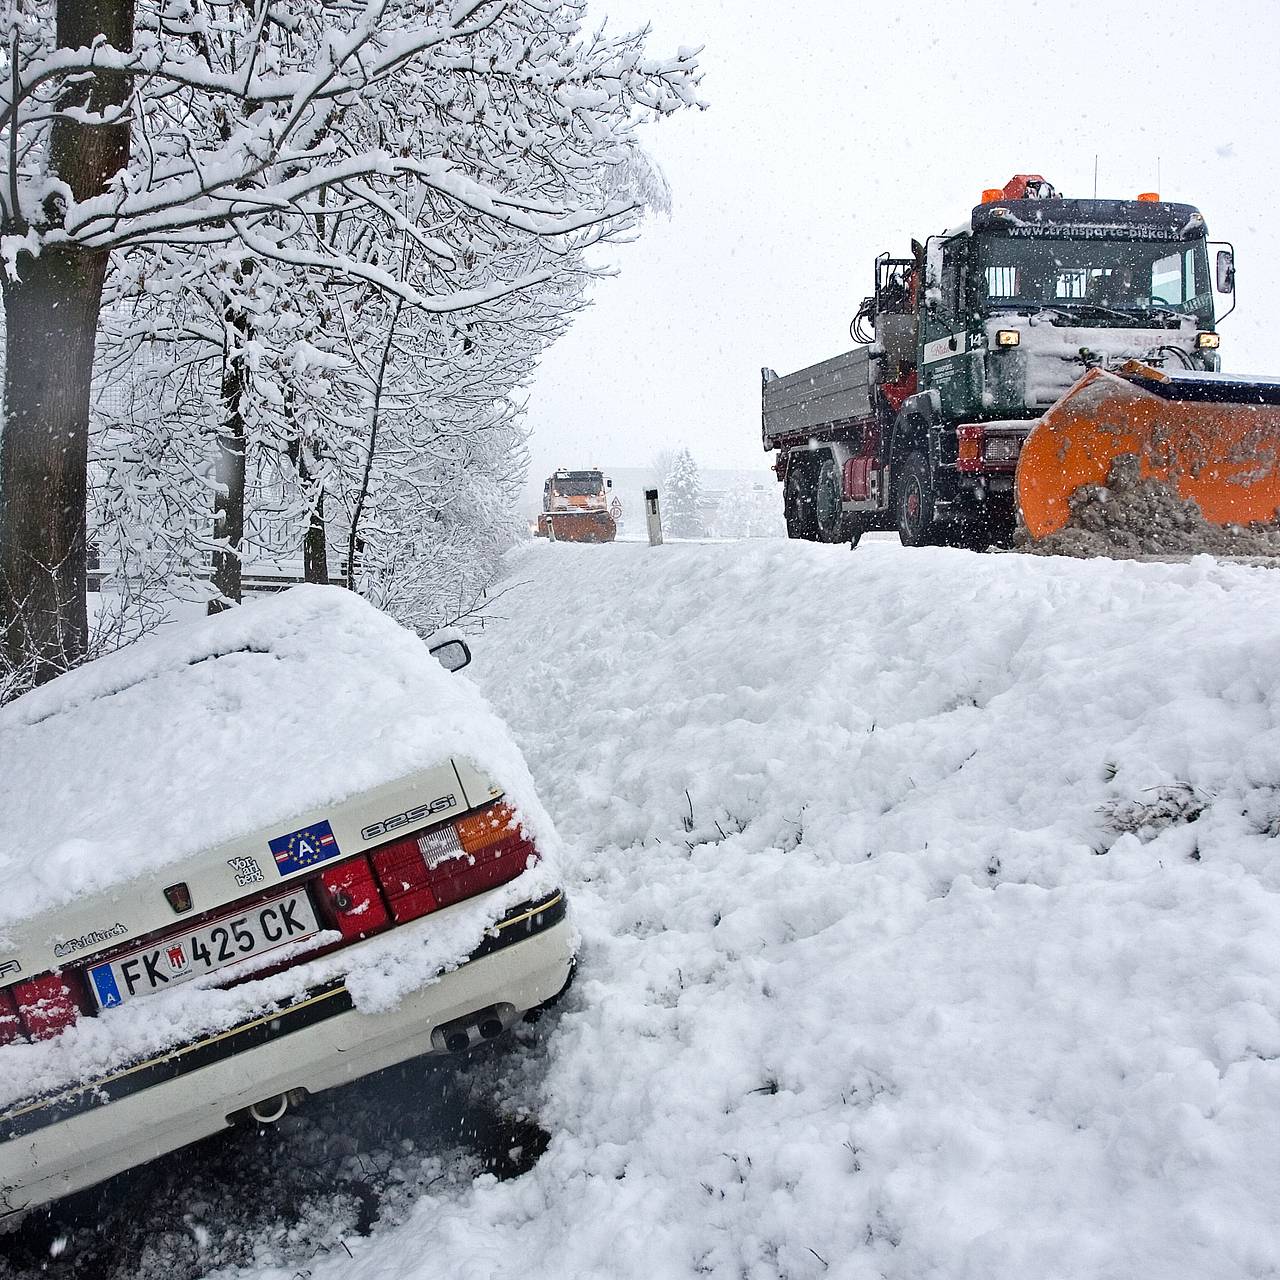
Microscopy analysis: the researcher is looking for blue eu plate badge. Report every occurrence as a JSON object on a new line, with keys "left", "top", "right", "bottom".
{"left": 91, "top": 966, "right": 123, "bottom": 1008}
{"left": 269, "top": 820, "right": 342, "bottom": 876}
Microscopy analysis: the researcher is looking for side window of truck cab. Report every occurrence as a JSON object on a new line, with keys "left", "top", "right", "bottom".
{"left": 924, "top": 235, "right": 967, "bottom": 333}
{"left": 923, "top": 234, "right": 982, "bottom": 418}
{"left": 939, "top": 239, "right": 964, "bottom": 322}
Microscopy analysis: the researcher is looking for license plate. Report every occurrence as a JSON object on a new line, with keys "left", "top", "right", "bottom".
{"left": 87, "top": 891, "right": 321, "bottom": 1009}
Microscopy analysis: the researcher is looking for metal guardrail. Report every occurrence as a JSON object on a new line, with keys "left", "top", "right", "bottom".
{"left": 88, "top": 569, "right": 355, "bottom": 594}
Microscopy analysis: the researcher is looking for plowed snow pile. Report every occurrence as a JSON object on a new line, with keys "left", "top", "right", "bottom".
{"left": 232, "top": 541, "right": 1280, "bottom": 1280}
{"left": 1018, "top": 453, "right": 1280, "bottom": 558}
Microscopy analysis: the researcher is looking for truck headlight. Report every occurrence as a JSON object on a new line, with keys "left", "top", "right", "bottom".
{"left": 983, "top": 437, "right": 1021, "bottom": 462}
{"left": 995, "top": 330, "right": 1021, "bottom": 347}
{"left": 1195, "top": 332, "right": 1220, "bottom": 350}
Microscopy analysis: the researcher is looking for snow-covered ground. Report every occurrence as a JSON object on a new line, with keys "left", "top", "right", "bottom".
{"left": 203, "top": 537, "right": 1280, "bottom": 1280}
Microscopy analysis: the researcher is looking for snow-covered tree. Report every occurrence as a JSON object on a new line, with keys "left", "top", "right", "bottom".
{"left": 663, "top": 448, "right": 704, "bottom": 538}
{"left": 0, "top": 0, "right": 701, "bottom": 683}
{"left": 343, "top": 259, "right": 590, "bottom": 633}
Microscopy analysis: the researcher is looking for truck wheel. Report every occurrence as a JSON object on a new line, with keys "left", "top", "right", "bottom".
{"left": 895, "top": 451, "right": 943, "bottom": 547}
{"left": 785, "top": 465, "right": 818, "bottom": 541}
{"left": 814, "top": 457, "right": 853, "bottom": 544}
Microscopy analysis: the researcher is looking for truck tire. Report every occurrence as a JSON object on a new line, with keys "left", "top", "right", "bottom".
{"left": 785, "top": 464, "right": 818, "bottom": 541}
{"left": 895, "top": 451, "right": 944, "bottom": 547}
{"left": 815, "top": 456, "right": 854, "bottom": 544}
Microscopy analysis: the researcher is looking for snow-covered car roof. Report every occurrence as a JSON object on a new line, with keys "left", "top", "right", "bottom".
{"left": 0, "top": 587, "right": 548, "bottom": 931}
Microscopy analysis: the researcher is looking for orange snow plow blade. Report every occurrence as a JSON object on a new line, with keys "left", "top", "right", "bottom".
{"left": 1017, "top": 361, "right": 1280, "bottom": 538}
{"left": 536, "top": 510, "right": 617, "bottom": 543}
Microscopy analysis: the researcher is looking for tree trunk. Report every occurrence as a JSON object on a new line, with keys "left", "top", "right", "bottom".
{"left": 0, "top": 249, "right": 110, "bottom": 679}
{"left": 303, "top": 484, "right": 329, "bottom": 584}
{"left": 0, "top": 0, "right": 133, "bottom": 684}
{"left": 284, "top": 397, "right": 329, "bottom": 586}
{"left": 348, "top": 298, "right": 402, "bottom": 590}
{"left": 209, "top": 330, "right": 247, "bottom": 613}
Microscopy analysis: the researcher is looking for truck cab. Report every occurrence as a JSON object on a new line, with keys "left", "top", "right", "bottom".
{"left": 921, "top": 187, "right": 1221, "bottom": 426}
{"left": 543, "top": 469, "right": 610, "bottom": 513}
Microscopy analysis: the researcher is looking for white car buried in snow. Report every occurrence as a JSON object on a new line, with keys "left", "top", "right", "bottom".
{"left": 0, "top": 587, "right": 574, "bottom": 1223}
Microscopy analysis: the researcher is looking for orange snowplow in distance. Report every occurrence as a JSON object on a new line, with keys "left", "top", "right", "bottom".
{"left": 1017, "top": 362, "right": 1280, "bottom": 539}
{"left": 535, "top": 469, "right": 617, "bottom": 543}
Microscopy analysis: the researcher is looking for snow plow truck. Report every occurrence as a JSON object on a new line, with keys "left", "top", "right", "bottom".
{"left": 535, "top": 469, "right": 617, "bottom": 542}
{"left": 763, "top": 174, "right": 1280, "bottom": 547}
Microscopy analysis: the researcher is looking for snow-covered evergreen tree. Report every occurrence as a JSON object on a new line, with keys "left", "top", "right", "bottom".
{"left": 664, "top": 449, "right": 704, "bottom": 538}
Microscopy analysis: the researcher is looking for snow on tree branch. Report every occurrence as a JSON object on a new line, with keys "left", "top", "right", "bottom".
{"left": 42, "top": 0, "right": 703, "bottom": 663}
{"left": 0, "top": 1, "right": 702, "bottom": 263}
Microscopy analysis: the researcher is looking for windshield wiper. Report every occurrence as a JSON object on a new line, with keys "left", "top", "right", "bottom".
{"left": 1143, "top": 305, "right": 1187, "bottom": 324}
{"left": 1041, "top": 302, "right": 1139, "bottom": 325}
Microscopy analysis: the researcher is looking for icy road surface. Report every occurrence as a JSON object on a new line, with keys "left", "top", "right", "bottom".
{"left": 19, "top": 538, "right": 1280, "bottom": 1279}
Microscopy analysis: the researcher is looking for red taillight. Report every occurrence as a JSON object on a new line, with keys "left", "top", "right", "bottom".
{"left": 368, "top": 802, "right": 540, "bottom": 916}
{"left": 432, "top": 803, "right": 538, "bottom": 909}
{"left": 956, "top": 424, "right": 984, "bottom": 472}
{"left": 371, "top": 832, "right": 441, "bottom": 924}
{"left": 14, "top": 972, "right": 83, "bottom": 1040}
{"left": 318, "top": 857, "right": 390, "bottom": 940}
{"left": 0, "top": 988, "right": 26, "bottom": 1045}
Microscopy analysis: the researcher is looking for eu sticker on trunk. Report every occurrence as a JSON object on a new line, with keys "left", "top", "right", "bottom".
{"left": 87, "top": 890, "right": 321, "bottom": 1008}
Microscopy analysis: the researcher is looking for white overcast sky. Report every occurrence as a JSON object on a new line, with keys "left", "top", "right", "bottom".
{"left": 521, "top": 0, "right": 1279, "bottom": 491}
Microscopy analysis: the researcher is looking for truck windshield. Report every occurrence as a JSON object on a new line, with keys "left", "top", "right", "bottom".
{"left": 553, "top": 475, "right": 604, "bottom": 496}
{"left": 977, "top": 236, "right": 1212, "bottom": 319}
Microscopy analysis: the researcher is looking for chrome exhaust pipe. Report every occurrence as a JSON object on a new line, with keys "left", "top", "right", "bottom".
{"left": 248, "top": 1093, "right": 290, "bottom": 1125}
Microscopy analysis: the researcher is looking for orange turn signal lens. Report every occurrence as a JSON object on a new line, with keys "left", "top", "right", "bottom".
{"left": 956, "top": 425, "right": 984, "bottom": 473}
{"left": 456, "top": 802, "right": 519, "bottom": 854}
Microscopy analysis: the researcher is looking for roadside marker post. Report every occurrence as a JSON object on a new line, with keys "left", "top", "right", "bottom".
{"left": 644, "top": 489, "right": 664, "bottom": 546}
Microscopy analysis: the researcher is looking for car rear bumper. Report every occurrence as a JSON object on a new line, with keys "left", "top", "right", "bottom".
{"left": 0, "top": 891, "right": 572, "bottom": 1221}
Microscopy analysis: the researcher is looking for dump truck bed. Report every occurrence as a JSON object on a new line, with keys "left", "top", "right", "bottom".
{"left": 762, "top": 347, "right": 873, "bottom": 449}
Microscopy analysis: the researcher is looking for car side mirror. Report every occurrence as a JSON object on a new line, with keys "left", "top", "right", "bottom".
{"left": 428, "top": 637, "right": 472, "bottom": 673}
{"left": 1216, "top": 248, "right": 1235, "bottom": 294}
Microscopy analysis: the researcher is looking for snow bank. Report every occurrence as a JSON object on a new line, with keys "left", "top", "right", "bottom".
{"left": 231, "top": 542, "right": 1280, "bottom": 1279}
{"left": 0, "top": 585, "right": 553, "bottom": 929}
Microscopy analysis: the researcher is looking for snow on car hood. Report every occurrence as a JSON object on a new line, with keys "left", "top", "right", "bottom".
{"left": 0, "top": 585, "right": 557, "bottom": 931}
